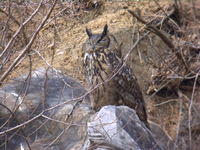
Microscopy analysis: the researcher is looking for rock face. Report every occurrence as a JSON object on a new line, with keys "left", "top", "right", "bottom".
{"left": 83, "top": 105, "right": 165, "bottom": 150}
{"left": 0, "top": 68, "right": 92, "bottom": 150}
{"left": 0, "top": 68, "right": 168, "bottom": 150}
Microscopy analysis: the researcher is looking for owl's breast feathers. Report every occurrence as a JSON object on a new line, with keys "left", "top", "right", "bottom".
{"left": 83, "top": 48, "right": 113, "bottom": 83}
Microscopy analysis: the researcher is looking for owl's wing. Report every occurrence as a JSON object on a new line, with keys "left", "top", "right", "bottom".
{"left": 109, "top": 53, "right": 143, "bottom": 101}
{"left": 109, "top": 52, "right": 150, "bottom": 129}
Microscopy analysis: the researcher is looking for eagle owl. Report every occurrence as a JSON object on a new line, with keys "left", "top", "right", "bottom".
{"left": 82, "top": 24, "right": 150, "bottom": 129}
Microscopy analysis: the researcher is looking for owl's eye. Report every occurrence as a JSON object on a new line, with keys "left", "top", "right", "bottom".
{"left": 97, "top": 39, "right": 105, "bottom": 43}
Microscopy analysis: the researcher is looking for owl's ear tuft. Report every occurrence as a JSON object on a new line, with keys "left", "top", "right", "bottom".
{"left": 102, "top": 24, "right": 108, "bottom": 37}
{"left": 86, "top": 28, "right": 92, "bottom": 38}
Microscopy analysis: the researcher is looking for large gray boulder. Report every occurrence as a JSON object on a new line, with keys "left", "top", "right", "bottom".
{"left": 0, "top": 68, "right": 172, "bottom": 150}
{"left": 83, "top": 105, "right": 165, "bottom": 150}
{"left": 0, "top": 68, "right": 92, "bottom": 150}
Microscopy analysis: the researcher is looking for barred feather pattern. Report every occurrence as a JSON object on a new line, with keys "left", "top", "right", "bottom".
{"left": 83, "top": 47, "right": 150, "bottom": 129}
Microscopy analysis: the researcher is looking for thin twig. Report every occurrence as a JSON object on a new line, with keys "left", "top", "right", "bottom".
{"left": 0, "top": 111, "right": 44, "bottom": 135}
{"left": 0, "top": 8, "right": 20, "bottom": 26}
{"left": 137, "top": 27, "right": 143, "bottom": 64}
{"left": 174, "top": 88, "right": 183, "bottom": 149}
{"left": 147, "top": 99, "right": 179, "bottom": 108}
{"left": 188, "top": 69, "right": 200, "bottom": 149}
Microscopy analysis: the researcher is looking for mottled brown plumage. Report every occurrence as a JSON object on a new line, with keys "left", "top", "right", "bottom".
{"left": 82, "top": 25, "right": 150, "bottom": 129}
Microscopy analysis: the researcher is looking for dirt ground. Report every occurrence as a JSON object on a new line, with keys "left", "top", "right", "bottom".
{"left": 2, "top": 1, "right": 200, "bottom": 149}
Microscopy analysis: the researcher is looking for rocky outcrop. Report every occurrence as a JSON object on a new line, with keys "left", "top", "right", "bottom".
{"left": 0, "top": 68, "right": 92, "bottom": 150}
{"left": 83, "top": 105, "right": 165, "bottom": 150}
{"left": 0, "top": 68, "right": 171, "bottom": 150}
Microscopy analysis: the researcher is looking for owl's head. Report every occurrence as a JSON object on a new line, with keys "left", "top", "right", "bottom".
{"left": 85, "top": 24, "right": 110, "bottom": 53}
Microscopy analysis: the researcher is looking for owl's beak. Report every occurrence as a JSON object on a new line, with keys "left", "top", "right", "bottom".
{"left": 92, "top": 45, "right": 95, "bottom": 50}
